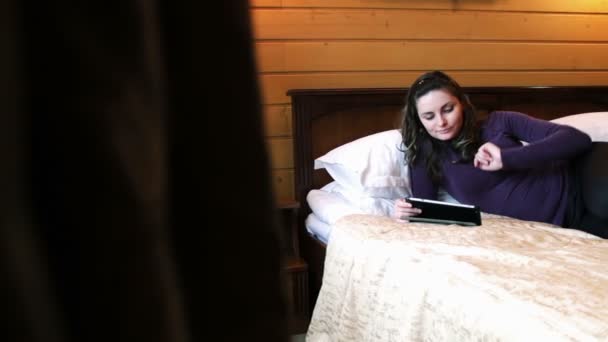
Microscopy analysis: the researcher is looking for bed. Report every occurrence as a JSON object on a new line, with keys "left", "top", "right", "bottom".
{"left": 288, "top": 86, "right": 608, "bottom": 340}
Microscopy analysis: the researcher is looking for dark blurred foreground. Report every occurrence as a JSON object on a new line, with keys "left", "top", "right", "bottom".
{"left": 1, "top": 2, "right": 287, "bottom": 341}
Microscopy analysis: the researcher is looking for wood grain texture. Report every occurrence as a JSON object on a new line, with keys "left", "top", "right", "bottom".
{"left": 263, "top": 104, "right": 292, "bottom": 137}
{"left": 267, "top": 137, "right": 294, "bottom": 169}
{"left": 251, "top": 1, "right": 608, "bottom": 203}
{"left": 256, "top": 41, "right": 608, "bottom": 72}
{"left": 260, "top": 71, "right": 608, "bottom": 104}
{"left": 271, "top": 169, "right": 295, "bottom": 201}
{"left": 253, "top": 9, "right": 608, "bottom": 41}
{"left": 251, "top": 0, "right": 282, "bottom": 7}
{"left": 251, "top": 0, "right": 608, "bottom": 13}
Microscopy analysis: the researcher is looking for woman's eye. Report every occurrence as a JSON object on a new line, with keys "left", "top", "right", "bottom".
{"left": 423, "top": 115, "right": 434, "bottom": 121}
{"left": 442, "top": 106, "right": 453, "bottom": 113}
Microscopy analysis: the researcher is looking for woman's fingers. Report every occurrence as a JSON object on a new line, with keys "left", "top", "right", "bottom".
{"left": 393, "top": 198, "right": 422, "bottom": 220}
{"left": 474, "top": 153, "right": 491, "bottom": 169}
{"left": 474, "top": 144, "right": 496, "bottom": 169}
{"left": 475, "top": 142, "right": 503, "bottom": 171}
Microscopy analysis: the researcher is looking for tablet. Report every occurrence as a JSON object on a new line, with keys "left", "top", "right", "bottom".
{"left": 405, "top": 197, "right": 482, "bottom": 226}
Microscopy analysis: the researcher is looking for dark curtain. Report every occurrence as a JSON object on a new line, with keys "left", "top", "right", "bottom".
{"left": 2, "top": 1, "right": 287, "bottom": 341}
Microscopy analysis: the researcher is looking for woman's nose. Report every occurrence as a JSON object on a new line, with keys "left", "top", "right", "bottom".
{"left": 437, "top": 115, "right": 447, "bottom": 126}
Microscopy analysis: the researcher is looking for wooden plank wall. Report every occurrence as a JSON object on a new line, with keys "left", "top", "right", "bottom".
{"left": 250, "top": 0, "right": 608, "bottom": 202}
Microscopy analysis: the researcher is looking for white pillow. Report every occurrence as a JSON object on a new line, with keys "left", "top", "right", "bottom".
{"left": 314, "top": 129, "right": 411, "bottom": 199}
{"left": 306, "top": 186, "right": 364, "bottom": 225}
{"left": 325, "top": 181, "right": 397, "bottom": 217}
{"left": 551, "top": 112, "right": 608, "bottom": 142}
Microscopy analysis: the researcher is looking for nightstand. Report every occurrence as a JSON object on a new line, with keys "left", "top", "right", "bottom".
{"left": 277, "top": 200, "right": 309, "bottom": 334}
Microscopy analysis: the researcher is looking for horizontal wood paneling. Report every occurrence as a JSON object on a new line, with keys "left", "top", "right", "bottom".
{"left": 257, "top": 41, "right": 608, "bottom": 72}
{"left": 271, "top": 169, "right": 295, "bottom": 202}
{"left": 251, "top": 0, "right": 608, "bottom": 13}
{"left": 251, "top": 0, "right": 608, "bottom": 201}
{"left": 253, "top": 9, "right": 608, "bottom": 41}
{"left": 263, "top": 104, "right": 292, "bottom": 136}
{"left": 252, "top": 0, "right": 281, "bottom": 7}
{"left": 267, "top": 137, "right": 294, "bottom": 168}
{"left": 260, "top": 71, "right": 608, "bottom": 104}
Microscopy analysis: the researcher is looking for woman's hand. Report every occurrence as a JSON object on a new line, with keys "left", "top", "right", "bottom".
{"left": 474, "top": 142, "right": 503, "bottom": 171}
{"left": 392, "top": 198, "right": 422, "bottom": 221}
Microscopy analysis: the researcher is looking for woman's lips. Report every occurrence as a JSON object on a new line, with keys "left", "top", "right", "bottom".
{"left": 437, "top": 127, "right": 451, "bottom": 134}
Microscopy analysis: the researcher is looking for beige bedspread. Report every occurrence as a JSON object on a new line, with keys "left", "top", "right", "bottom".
{"left": 307, "top": 214, "right": 608, "bottom": 341}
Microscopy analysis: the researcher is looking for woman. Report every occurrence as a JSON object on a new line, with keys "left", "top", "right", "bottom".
{"left": 393, "top": 70, "right": 608, "bottom": 238}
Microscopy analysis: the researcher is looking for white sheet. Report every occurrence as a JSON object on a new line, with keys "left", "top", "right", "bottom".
{"left": 306, "top": 186, "right": 365, "bottom": 225}
{"left": 306, "top": 185, "right": 364, "bottom": 244}
{"left": 307, "top": 214, "right": 608, "bottom": 341}
{"left": 305, "top": 213, "right": 332, "bottom": 245}
{"left": 306, "top": 182, "right": 461, "bottom": 244}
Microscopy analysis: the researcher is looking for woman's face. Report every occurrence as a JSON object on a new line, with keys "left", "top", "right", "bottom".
{"left": 415, "top": 89, "right": 464, "bottom": 141}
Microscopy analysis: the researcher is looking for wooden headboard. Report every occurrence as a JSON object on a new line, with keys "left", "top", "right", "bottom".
{"left": 289, "top": 86, "right": 608, "bottom": 213}
{"left": 288, "top": 86, "right": 608, "bottom": 315}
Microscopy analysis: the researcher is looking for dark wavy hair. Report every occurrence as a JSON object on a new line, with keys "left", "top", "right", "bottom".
{"left": 401, "top": 71, "right": 480, "bottom": 183}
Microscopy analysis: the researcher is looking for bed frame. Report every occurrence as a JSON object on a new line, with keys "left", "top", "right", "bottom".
{"left": 287, "top": 85, "right": 608, "bottom": 318}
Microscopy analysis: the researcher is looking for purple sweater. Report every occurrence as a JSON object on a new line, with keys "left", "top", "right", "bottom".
{"left": 410, "top": 111, "right": 592, "bottom": 226}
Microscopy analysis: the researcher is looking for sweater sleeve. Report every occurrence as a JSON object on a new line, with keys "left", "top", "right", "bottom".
{"left": 490, "top": 111, "right": 592, "bottom": 170}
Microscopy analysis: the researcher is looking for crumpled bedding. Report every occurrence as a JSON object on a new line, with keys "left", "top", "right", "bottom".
{"left": 307, "top": 214, "right": 608, "bottom": 341}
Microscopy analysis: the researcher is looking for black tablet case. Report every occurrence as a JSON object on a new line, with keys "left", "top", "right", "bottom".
{"left": 405, "top": 197, "right": 482, "bottom": 226}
